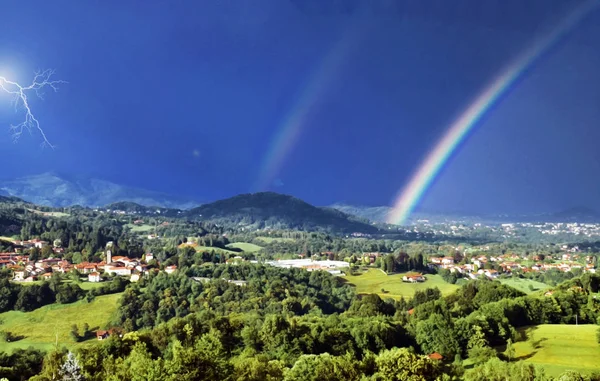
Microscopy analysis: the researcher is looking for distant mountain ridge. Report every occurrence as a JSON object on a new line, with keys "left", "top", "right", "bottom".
{"left": 0, "top": 172, "right": 199, "bottom": 209}
{"left": 331, "top": 203, "right": 600, "bottom": 224}
{"left": 186, "top": 192, "right": 379, "bottom": 233}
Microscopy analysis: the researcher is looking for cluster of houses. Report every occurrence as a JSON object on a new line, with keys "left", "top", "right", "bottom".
{"left": 429, "top": 253, "right": 597, "bottom": 280}
{"left": 0, "top": 239, "right": 177, "bottom": 283}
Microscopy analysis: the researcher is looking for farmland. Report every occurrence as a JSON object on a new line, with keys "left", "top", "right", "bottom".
{"left": 342, "top": 268, "right": 460, "bottom": 299}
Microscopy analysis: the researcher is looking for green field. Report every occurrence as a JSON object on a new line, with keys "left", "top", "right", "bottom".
{"left": 77, "top": 281, "right": 107, "bottom": 290}
{"left": 195, "top": 246, "right": 238, "bottom": 254}
{"left": 498, "top": 278, "right": 549, "bottom": 294}
{"left": 125, "top": 223, "right": 155, "bottom": 233}
{"left": 0, "top": 236, "right": 16, "bottom": 242}
{"left": 27, "top": 208, "right": 70, "bottom": 218}
{"left": 0, "top": 293, "right": 121, "bottom": 352}
{"left": 512, "top": 325, "right": 600, "bottom": 377}
{"left": 226, "top": 242, "right": 263, "bottom": 253}
{"left": 255, "top": 236, "right": 296, "bottom": 244}
{"left": 342, "top": 268, "right": 460, "bottom": 299}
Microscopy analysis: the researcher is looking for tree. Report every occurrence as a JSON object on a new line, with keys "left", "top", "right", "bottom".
{"left": 59, "top": 352, "right": 83, "bottom": 381}
{"left": 415, "top": 313, "right": 460, "bottom": 358}
{"left": 371, "top": 347, "right": 443, "bottom": 381}
{"left": 285, "top": 353, "right": 361, "bottom": 381}
{"left": 464, "top": 358, "right": 542, "bottom": 381}
{"left": 505, "top": 338, "right": 515, "bottom": 363}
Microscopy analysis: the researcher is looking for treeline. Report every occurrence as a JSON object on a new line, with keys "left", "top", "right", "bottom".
{"left": 115, "top": 264, "right": 355, "bottom": 331}
{"left": 0, "top": 272, "right": 128, "bottom": 312}
{"left": 27, "top": 269, "right": 600, "bottom": 380}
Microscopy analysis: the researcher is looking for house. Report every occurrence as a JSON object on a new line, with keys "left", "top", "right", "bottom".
{"left": 30, "top": 239, "right": 49, "bottom": 249}
{"left": 402, "top": 273, "right": 425, "bottom": 283}
{"left": 441, "top": 257, "right": 454, "bottom": 265}
{"left": 104, "top": 266, "right": 132, "bottom": 276}
{"left": 428, "top": 352, "right": 443, "bottom": 361}
{"left": 430, "top": 257, "right": 443, "bottom": 265}
{"left": 96, "top": 330, "right": 110, "bottom": 340}
{"left": 13, "top": 270, "right": 27, "bottom": 281}
{"left": 88, "top": 272, "right": 101, "bottom": 283}
{"left": 165, "top": 265, "right": 177, "bottom": 274}
{"left": 40, "top": 272, "right": 53, "bottom": 280}
{"left": 144, "top": 253, "right": 154, "bottom": 262}
{"left": 484, "top": 270, "right": 499, "bottom": 279}
{"left": 130, "top": 274, "right": 140, "bottom": 283}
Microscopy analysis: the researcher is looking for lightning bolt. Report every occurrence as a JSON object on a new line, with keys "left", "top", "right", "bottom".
{"left": 0, "top": 69, "right": 65, "bottom": 148}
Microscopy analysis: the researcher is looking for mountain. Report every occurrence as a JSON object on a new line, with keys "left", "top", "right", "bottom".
{"left": 0, "top": 172, "right": 199, "bottom": 209}
{"left": 186, "top": 192, "right": 379, "bottom": 233}
{"left": 329, "top": 203, "right": 392, "bottom": 223}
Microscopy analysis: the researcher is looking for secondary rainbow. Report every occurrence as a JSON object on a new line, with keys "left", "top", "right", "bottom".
{"left": 253, "top": 26, "right": 362, "bottom": 192}
{"left": 387, "top": 1, "right": 599, "bottom": 225}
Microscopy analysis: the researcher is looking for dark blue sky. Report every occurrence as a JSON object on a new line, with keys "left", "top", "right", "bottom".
{"left": 2, "top": 1, "right": 600, "bottom": 214}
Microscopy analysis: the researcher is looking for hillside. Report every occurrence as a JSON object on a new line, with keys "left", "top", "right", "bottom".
{"left": 0, "top": 172, "right": 199, "bottom": 210}
{"left": 186, "top": 192, "right": 379, "bottom": 233}
{"left": 104, "top": 201, "right": 183, "bottom": 217}
{"left": 330, "top": 203, "right": 392, "bottom": 223}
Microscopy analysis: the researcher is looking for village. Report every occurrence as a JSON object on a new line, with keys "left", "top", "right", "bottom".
{"left": 0, "top": 235, "right": 597, "bottom": 288}
{"left": 427, "top": 251, "right": 597, "bottom": 280}
{"left": 0, "top": 239, "right": 177, "bottom": 284}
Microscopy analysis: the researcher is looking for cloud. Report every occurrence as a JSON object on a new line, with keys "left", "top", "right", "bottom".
{"left": 272, "top": 178, "right": 284, "bottom": 187}
{"left": 192, "top": 149, "right": 200, "bottom": 158}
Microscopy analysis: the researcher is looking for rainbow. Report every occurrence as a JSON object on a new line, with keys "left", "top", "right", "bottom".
{"left": 253, "top": 25, "right": 362, "bottom": 192}
{"left": 387, "top": 1, "right": 599, "bottom": 225}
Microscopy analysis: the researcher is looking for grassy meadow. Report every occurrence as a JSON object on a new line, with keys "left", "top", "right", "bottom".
{"left": 0, "top": 293, "right": 121, "bottom": 353}
{"left": 342, "top": 268, "right": 460, "bottom": 299}
{"left": 512, "top": 324, "right": 600, "bottom": 377}
{"left": 498, "top": 277, "right": 550, "bottom": 294}
{"left": 226, "top": 242, "right": 263, "bottom": 253}
{"left": 125, "top": 223, "right": 155, "bottom": 233}
{"left": 27, "top": 208, "right": 70, "bottom": 218}
{"left": 255, "top": 236, "right": 296, "bottom": 244}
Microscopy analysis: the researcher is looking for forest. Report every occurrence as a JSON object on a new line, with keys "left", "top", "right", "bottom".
{"left": 1, "top": 198, "right": 600, "bottom": 380}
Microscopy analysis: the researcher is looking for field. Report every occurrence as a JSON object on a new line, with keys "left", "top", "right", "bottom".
{"left": 255, "top": 236, "right": 296, "bottom": 244}
{"left": 0, "top": 236, "right": 16, "bottom": 242}
{"left": 226, "top": 242, "right": 263, "bottom": 253}
{"left": 27, "top": 208, "right": 70, "bottom": 218}
{"left": 0, "top": 293, "right": 121, "bottom": 353}
{"left": 512, "top": 324, "right": 600, "bottom": 377}
{"left": 342, "top": 268, "right": 460, "bottom": 299}
{"left": 196, "top": 246, "right": 238, "bottom": 254}
{"left": 125, "top": 223, "right": 155, "bottom": 233}
{"left": 498, "top": 278, "right": 549, "bottom": 294}
{"left": 16, "top": 280, "right": 105, "bottom": 290}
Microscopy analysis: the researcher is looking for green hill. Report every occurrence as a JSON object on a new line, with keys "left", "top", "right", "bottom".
{"left": 0, "top": 293, "right": 121, "bottom": 352}
{"left": 186, "top": 192, "right": 379, "bottom": 234}
{"left": 512, "top": 324, "right": 600, "bottom": 377}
